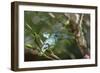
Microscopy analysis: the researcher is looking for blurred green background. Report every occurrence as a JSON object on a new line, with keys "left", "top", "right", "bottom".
{"left": 24, "top": 11, "right": 90, "bottom": 61}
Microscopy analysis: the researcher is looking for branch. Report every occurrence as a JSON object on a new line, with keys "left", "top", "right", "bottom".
{"left": 75, "top": 14, "right": 88, "bottom": 56}
{"left": 49, "top": 49, "right": 61, "bottom": 60}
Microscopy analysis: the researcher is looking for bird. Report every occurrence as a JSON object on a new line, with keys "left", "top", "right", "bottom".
{"left": 40, "top": 32, "right": 73, "bottom": 55}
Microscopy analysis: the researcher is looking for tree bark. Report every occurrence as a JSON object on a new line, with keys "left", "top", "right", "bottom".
{"left": 68, "top": 14, "right": 88, "bottom": 57}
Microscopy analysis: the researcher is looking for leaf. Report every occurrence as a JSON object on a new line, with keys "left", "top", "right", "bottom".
{"left": 25, "top": 44, "right": 33, "bottom": 48}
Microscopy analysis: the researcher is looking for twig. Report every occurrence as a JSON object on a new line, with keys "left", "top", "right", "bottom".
{"left": 43, "top": 54, "right": 56, "bottom": 60}
{"left": 50, "top": 49, "right": 61, "bottom": 60}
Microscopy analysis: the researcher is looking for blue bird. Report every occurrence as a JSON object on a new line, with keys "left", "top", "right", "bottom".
{"left": 40, "top": 32, "right": 73, "bottom": 55}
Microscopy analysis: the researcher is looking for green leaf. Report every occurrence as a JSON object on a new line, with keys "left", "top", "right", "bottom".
{"left": 25, "top": 44, "right": 33, "bottom": 48}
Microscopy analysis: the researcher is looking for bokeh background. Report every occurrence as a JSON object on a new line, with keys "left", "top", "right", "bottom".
{"left": 24, "top": 11, "right": 90, "bottom": 61}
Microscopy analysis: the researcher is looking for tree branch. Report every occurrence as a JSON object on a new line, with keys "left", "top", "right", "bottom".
{"left": 75, "top": 14, "right": 87, "bottom": 56}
